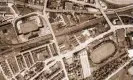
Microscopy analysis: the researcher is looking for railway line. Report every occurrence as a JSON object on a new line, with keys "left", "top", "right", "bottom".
{"left": 0, "top": 13, "right": 132, "bottom": 54}
{"left": 0, "top": 1, "right": 133, "bottom": 80}
{"left": 47, "top": 4, "right": 133, "bottom": 15}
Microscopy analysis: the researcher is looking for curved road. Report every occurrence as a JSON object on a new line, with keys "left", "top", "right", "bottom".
{"left": 0, "top": 14, "right": 132, "bottom": 50}
{"left": 15, "top": 1, "right": 133, "bottom": 15}
{"left": 104, "top": 0, "right": 133, "bottom": 5}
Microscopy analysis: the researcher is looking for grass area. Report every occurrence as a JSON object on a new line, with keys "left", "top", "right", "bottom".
{"left": 90, "top": 42, "right": 116, "bottom": 63}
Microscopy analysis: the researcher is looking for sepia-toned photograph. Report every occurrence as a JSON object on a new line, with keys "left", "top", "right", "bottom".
{"left": 0, "top": 0, "right": 133, "bottom": 80}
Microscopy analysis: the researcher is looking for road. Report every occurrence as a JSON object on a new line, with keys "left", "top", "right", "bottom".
{"left": 43, "top": 0, "right": 48, "bottom": 12}
{"left": 104, "top": 0, "right": 133, "bottom": 5}
{"left": 42, "top": 6, "right": 70, "bottom": 79}
{"left": 46, "top": 5, "right": 133, "bottom": 15}
{"left": 0, "top": 14, "right": 132, "bottom": 80}
{"left": 97, "top": 0, "right": 113, "bottom": 28}
{"left": 43, "top": 1, "right": 133, "bottom": 79}
{"left": 29, "top": 24, "right": 133, "bottom": 80}
{"left": 105, "top": 58, "right": 133, "bottom": 80}
{"left": 0, "top": 12, "right": 132, "bottom": 58}
{"left": 1, "top": 1, "right": 133, "bottom": 80}
{"left": 41, "top": 24, "right": 133, "bottom": 67}
{"left": 1, "top": 23, "right": 133, "bottom": 79}
{"left": 0, "top": 13, "right": 117, "bottom": 55}
{"left": 15, "top": 1, "right": 133, "bottom": 15}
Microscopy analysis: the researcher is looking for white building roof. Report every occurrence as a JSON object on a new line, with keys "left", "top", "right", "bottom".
{"left": 128, "top": 66, "right": 133, "bottom": 75}
{"left": 79, "top": 50, "right": 91, "bottom": 78}
{"left": 128, "top": 49, "right": 133, "bottom": 58}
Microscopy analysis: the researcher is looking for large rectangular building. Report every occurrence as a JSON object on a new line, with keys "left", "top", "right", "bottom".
{"left": 79, "top": 50, "right": 91, "bottom": 78}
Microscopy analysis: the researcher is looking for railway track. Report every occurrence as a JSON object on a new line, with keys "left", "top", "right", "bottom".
{"left": 0, "top": 13, "right": 132, "bottom": 54}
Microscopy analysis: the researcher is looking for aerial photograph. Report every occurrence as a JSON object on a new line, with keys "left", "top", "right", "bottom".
{"left": 0, "top": 0, "right": 133, "bottom": 80}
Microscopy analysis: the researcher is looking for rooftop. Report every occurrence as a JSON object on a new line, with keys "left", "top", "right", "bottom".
{"left": 128, "top": 66, "right": 133, "bottom": 75}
